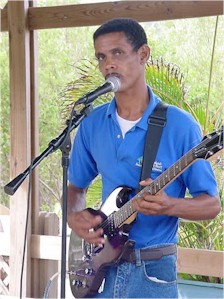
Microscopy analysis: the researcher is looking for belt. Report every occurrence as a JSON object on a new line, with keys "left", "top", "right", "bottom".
{"left": 121, "top": 244, "right": 177, "bottom": 264}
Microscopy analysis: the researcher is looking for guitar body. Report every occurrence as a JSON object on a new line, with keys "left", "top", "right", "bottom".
{"left": 68, "top": 186, "right": 134, "bottom": 298}
{"left": 68, "top": 127, "right": 223, "bottom": 298}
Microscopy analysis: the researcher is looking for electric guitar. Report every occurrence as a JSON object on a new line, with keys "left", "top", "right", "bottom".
{"left": 68, "top": 127, "right": 223, "bottom": 298}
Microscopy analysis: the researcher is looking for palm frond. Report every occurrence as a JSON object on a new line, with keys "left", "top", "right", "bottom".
{"left": 146, "top": 57, "right": 188, "bottom": 107}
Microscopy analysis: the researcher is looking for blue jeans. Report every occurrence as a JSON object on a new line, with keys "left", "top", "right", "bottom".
{"left": 94, "top": 244, "right": 178, "bottom": 298}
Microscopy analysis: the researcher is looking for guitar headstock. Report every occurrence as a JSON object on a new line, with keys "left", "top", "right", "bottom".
{"left": 193, "top": 126, "right": 223, "bottom": 161}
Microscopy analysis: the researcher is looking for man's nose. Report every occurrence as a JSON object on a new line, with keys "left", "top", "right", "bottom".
{"left": 105, "top": 57, "right": 117, "bottom": 70}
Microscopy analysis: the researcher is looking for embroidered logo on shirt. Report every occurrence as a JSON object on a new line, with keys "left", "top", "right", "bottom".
{"left": 136, "top": 156, "right": 143, "bottom": 167}
{"left": 152, "top": 161, "right": 163, "bottom": 173}
{"left": 136, "top": 157, "right": 163, "bottom": 173}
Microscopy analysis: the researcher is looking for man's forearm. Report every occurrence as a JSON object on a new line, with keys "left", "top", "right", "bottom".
{"left": 169, "top": 194, "right": 221, "bottom": 221}
{"left": 67, "top": 184, "right": 87, "bottom": 214}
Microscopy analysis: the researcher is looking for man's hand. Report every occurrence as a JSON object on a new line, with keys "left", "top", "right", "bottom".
{"left": 132, "top": 177, "right": 221, "bottom": 221}
{"left": 67, "top": 209, "right": 105, "bottom": 246}
{"left": 132, "top": 178, "right": 173, "bottom": 216}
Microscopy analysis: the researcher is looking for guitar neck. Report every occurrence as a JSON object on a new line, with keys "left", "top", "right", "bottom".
{"left": 143, "top": 149, "right": 195, "bottom": 195}
{"left": 112, "top": 148, "right": 195, "bottom": 228}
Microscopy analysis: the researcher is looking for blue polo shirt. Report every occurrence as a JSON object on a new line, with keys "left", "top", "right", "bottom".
{"left": 68, "top": 86, "right": 218, "bottom": 248}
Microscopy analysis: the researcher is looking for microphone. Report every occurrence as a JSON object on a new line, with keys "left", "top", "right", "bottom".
{"left": 75, "top": 76, "right": 121, "bottom": 106}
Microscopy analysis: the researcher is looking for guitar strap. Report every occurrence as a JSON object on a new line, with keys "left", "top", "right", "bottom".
{"left": 137, "top": 101, "right": 168, "bottom": 192}
{"left": 122, "top": 101, "right": 168, "bottom": 238}
{"left": 120, "top": 101, "right": 168, "bottom": 237}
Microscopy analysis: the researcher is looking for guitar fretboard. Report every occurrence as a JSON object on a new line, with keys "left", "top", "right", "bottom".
{"left": 112, "top": 148, "right": 195, "bottom": 229}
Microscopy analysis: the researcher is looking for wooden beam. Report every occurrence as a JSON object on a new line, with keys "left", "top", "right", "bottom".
{"left": 8, "top": 0, "right": 32, "bottom": 297}
{"left": 31, "top": 235, "right": 64, "bottom": 260}
{"left": 177, "top": 247, "right": 224, "bottom": 278}
{"left": 28, "top": 1, "right": 224, "bottom": 30}
{"left": 1, "top": 1, "right": 223, "bottom": 32}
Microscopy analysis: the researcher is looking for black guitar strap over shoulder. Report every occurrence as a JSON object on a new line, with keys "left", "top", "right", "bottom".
{"left": 138, "top": 101, "right": 168, "bottom": 191}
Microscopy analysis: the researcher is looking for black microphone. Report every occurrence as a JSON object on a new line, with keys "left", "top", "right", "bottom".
{"left": 75, "top": 76, "right": 121, "bottom": 106}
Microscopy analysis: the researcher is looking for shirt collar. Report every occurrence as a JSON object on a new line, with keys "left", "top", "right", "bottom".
{"left": 106, "top": 85, "right": 161, "bottom": 131}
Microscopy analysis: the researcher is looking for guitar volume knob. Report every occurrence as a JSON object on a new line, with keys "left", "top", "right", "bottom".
{"left": 84, "top": 268, "right": 95, "bottom": 275}
{"left": 72, "top": 279, "right": 87, "bottom": 288}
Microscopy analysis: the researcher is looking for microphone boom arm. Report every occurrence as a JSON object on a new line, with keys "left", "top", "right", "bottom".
{"left": 4, "top": 104, "right": 93, "bottom": 196}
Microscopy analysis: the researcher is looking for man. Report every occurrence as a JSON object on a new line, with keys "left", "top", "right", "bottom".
{"left": 67, "top": 18, "right": 220, "bottom": 298}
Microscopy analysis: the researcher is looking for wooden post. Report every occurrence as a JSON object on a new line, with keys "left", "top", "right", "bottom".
{"left": 8, "top": 0, "right": 32, "bottom": 296}
{"left": 29, "top": 0, "right": 41, "bottom": 296}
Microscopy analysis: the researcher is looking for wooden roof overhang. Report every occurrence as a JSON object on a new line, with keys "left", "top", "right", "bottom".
{"left": 1, "top": 1, "right": 223, "bottom": 31}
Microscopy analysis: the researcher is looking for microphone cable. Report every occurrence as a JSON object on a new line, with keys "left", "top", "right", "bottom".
{"left": 19, "top": 158, "right": 34, "bottom": 298}
{"left": 43, "top": 271, "right": 59, "bottom": 299}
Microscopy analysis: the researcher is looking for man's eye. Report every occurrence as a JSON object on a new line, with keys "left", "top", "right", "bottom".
{"left": 96, "top": 55, "right": 104, "bottom": 61}
{"left": 115, "top": 51, "right": 122, "bottom": 56}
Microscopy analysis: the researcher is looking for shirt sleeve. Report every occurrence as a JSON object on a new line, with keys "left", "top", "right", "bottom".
{"left": 68, "top": 122, "right": 98, "bottom": 188}
{"left": 181, "top": 124, "right": 219, "bottom": 197}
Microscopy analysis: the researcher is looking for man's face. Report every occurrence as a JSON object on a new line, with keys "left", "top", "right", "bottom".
{"left": 94, "top": 32, "right": 147, "bottom": 92}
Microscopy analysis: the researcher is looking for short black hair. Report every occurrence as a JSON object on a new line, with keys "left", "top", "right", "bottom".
{"left": 93, "top": 18, "right": 148, "bottom": 51}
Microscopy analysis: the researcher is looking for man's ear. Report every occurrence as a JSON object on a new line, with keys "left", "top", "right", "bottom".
{"left": 139, "top": 44, "right": 150, "bottom": 64}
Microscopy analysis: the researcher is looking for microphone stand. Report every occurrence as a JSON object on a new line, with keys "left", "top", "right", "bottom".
{"left": 4, "top": 103, "right": 93, "bottom": 298}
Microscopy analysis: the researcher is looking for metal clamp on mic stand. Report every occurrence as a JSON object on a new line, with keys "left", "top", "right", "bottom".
{"left": 4, "top": 103, "right": 93, "bottom": 298}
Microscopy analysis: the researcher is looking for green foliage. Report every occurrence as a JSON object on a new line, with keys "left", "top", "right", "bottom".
{"left": 60, "top": 59, "right": 108, "bottom": 113}
{"left": 146, "top": 17, "right": 224, "bottom": 111}
{"left": 0, "top": 33, "right": 10, "bottom": 207}
{"left": 86, "top": 176, "right": 102, "bottom": 209}
{"left": 37, "top": 23, "right": 96, "bottom": 211}
{"left": 179, "top": 212, "right": 223, "bottom": 252}
{"left": 146, "top": 58, "right": 187, "bottom": 103}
